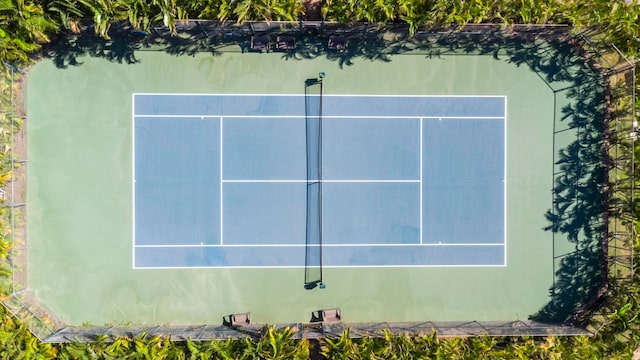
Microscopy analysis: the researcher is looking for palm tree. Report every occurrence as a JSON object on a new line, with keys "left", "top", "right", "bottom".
{"left": 320, "top": 328, "right": 358, "bottom": 359}
{"left": 229, "top": 0, "right": 304, "bottom": 23}
{"left": 40, "top": 0, "right": 85, "bottom": 33}
{"left": 0, "top": 0, "right": 58, "bottom": 65}
{"left": 72, "top": 0, "right": 128, "bottom": 38}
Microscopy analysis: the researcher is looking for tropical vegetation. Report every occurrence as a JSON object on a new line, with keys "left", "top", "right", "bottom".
{"left": 0, "top": 0, "right": 636, "bottom": 63}
{"left": 0, "top": 0, "right": 638, "bottom": 358}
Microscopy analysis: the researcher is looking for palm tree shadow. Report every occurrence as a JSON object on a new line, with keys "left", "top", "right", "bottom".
{"left": 45, "top": 23, "right": 146, "bottom": 68}
{"left": 394, "top": 30, "right": 609, "bottom": 325}
{"left": 44, "top": 22, "right": 230, "bottom": 68}
{"left": 531, "top": 74, "right": 607, "bottom": 324}
{"left": 44, "top": 22, "right": 409, "bottom": 69}
{"left": 500, "top": 36, "right": 607, "bottom": 325}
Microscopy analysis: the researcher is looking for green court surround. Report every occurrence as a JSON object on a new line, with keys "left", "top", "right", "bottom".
{"left": 26, "top": 30, "right": 602, "bottom": 328}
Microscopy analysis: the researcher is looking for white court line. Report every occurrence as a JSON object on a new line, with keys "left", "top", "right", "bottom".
{"left": 132, "top": 94, "right": 509, "bottom": 268}
{"left": 132, "top": 93, "right": 136, "bottom": 269}
{"left": 221, "top": 179, "right": 421, "bottom": 183}
{"left": 135, "top": 243, "right": 505, "bottom": 248}
{"left": 419, "top": 117, "right": 423, "bottom": 245}
{"left": 133, "top": 114, "right": 506, "bottom": 120}
{"left": 134, "top": 264, "right": 507, "bottom": 270}
{"left": 504, "top": 97, "right": 508, "bottom": 266}
{"left": 220, "top": 116, "right": 224, "bottom": 246}
{"left": 133, "top": 93, "right": 507, "bottom": 98}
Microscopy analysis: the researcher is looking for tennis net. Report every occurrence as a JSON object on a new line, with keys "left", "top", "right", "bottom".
{"left": 304, "top": 77, "right": 323, "bottom": 289}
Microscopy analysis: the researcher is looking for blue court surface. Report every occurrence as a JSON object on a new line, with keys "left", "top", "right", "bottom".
{"left": 133, "top": 94, "right": 506, "bottom": 268}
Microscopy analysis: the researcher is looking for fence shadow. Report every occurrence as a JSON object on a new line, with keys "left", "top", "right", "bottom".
{"left": 417, "top": 31, "right": 608, "bottom": 325}
{"left": 534, "top": 75, "right": 607, "bottom": 324}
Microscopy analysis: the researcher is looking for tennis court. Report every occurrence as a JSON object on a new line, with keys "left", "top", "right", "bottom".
{"left": 134, "top": 94, "right": 505, "bottom": 268}
{"left": 24, "top": 27, "right": 604, "bottom": 328}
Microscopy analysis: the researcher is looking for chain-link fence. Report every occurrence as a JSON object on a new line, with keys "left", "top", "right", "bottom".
{"left": 4, "top": 23, "right": 636, "bottom": 342}
{"left": 572, "top": 28, "right": 636, "bottom": 282}
{"left": 0, "top": 63, "right": 64, "bottom": 341}
{"left": 43, "top": 319, "right": 590, "bottom": 343}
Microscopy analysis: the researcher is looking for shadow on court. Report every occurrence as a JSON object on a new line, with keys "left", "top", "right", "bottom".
{"left": 43, "top": 23, "right": 610, "bottom": 325}
{"left": 536, "top": 74, "right": 607, "bottom": 325}
{"left": 401, "top": 28, "right": 609, "bottom": 326}
{"left": 444, "top": 31, "right": 608, "bottom": 325}
{"left": 492, "top": 36, "right": 606, "bottom": 326}
{"left": 44, "top": 22, "right": 404, "bottom": 69}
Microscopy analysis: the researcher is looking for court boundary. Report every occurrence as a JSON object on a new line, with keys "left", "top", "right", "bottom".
{"left": 132, "top": 94, "right": 507, "bottom": 269}
{"left": 12, "top": 23, "right": 630, "bottom": 342}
